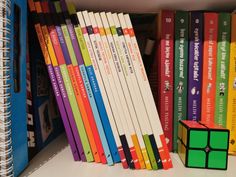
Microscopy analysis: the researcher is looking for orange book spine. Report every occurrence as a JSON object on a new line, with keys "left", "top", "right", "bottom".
{"left": 201, "top": 13, "right": 218, "bottom": 123}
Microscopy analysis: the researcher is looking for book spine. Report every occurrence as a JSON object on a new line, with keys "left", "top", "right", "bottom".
{"left": 110, "top": 13, "right": 158, "bottom": 169}
{"left": 227, "top": 13, "right": 236, "bottom": 154}
{"left": 77, "top": 11, "right": 118, "bottom": 165}
{"left": 201, "top": 13, "right": 218, "bottom": 124}
{"left": 71, "top": 17, "right": 110, "bottom": 165}
{"left": 124, "top": 13, "right": 173, "bottom": 169}
{"left": 187, "top": 12, "right": 203, "bottom": 121}
{"left": 118, "top": 13, "right": 163, "bottom": 169}
{"left": 64, "top": 1, "right": 109, "bottom": 164}
{"left": 48, "top": 24, "right": 94, "bottom": 162}
{"left": 76, "top": 19, "right": 115, "bottom": 167}
{"left": 101, "top": 12, "right": 143, "bottom": 169}
{"left": 106, "top": 12, "right": 152, "bottom": 169}
{"left": 83, "top": 11, "right": 124, "bottom": 165}
{"left": 94, "top": 12, "right": 141, "bottom": 169}
{"left": 28, "top": 0, "right": 80, "bottom": 161}
{"left": 51, "top": 2, "right": 99, "bottom": 162}
{"left": 173, "top": 11, "right": 189, "bottom": 152}
{"left": 158, "top": 10, "right": 174, "bottom": 151}
{"left": 214, "top": 13, "right": 231, "bottom": 127}
{"left": 34, "top": 1, "right": 93, "bottom": 161}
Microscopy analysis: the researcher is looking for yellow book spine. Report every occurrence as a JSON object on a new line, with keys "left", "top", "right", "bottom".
{"left": 227, "top": 13, "right": 236, "bottom": 154}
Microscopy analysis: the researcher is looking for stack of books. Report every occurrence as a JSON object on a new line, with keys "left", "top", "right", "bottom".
{"left": 155, "top": 10, "right": 236, "bottom": 155}
{"left": 27, "top": 0, "right": 172, "bottom": 171}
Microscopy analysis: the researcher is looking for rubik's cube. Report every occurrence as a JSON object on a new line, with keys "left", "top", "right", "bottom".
{"left": 178, "top": 120, "right": 229, "bottom": 170}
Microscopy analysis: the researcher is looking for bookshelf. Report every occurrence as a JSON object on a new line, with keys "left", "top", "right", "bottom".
{"left": 21, "top": 0, "right": 236, "bottom": 176}
{"left": 20, "top": 133, "right": 236, "bottom": 177}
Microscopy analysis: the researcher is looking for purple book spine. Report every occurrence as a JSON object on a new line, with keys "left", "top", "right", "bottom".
{"left": 54, "top": 66, "right": 86, "bottom": 161}
{"left": 66, "top": 21, "right": 84, "bottom": 65}
{"left": 47, "top": 64, "right": 80, "bottom": 161}
{"left": 187, "top": 12, "right": 203, "bottom": 121}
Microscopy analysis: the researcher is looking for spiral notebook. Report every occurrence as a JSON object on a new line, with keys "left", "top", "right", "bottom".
{"left": 0, "top": 0, "right": 28, "bottom": 176}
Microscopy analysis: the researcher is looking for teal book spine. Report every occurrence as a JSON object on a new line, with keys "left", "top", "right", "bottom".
{"left": 173, "top": 11, "right": 189, "bottom": 152}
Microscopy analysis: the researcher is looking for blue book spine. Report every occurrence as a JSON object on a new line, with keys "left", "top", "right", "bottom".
{"left": 86, "top": 65, "right": 120, "bottom": 163}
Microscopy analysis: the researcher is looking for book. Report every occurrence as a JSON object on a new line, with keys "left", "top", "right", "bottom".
{"left": 76, "top": 11, "right": 118, "bottom": 165}
{"left": 0, "top": 0, "right": 28, "bottom": 176}
{"left": 214, "top": 13, "right": 231, "bottom": 127}
{"left": 59, "top": 0, "right": 108, "bottom": 164}
{"left": 90, "top": 12, "right": 140, "bottom": 169}
{"left": 173, "top": 11, "right": 189, "bottom": 152}
{"left": 66, "top": 3, "right": 115, "bottom": 165}
{"left": 50, "top": 1, "right": 99, "bottom": 162}
{"left": 35, "top": 1, "right": 94, "bottom": 162}
{"left": 100, "top": 12, "right": 147, "bottom": 169}
{"left": 201, "top": 12, "right": 218, "bottom": 124}
{"left": 227, "top": 12, "right": 236, "bottom": 155}
{"left": 187, "top": 12, "right": 203, "bottom": 121}
{"left": 28, "top": 0, "right": 81, "bottom": 161}
{"left": 157, "top": 10, "right": 174, "bottom": 152}
{"left": 107, "top": 12, "right": 158, "bottom": 169}
{"left": 123, "top": 13, "right": 173, "bottom": 169}
{"left": 118, "top": 13, "right": 163, "bottom": 169}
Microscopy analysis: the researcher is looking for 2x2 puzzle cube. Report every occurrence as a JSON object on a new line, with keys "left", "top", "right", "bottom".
{"left": 178, "top": 120, "right": 229, "bottom": 170}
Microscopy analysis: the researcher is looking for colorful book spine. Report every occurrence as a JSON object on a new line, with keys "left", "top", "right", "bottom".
{"left": 50, "top": 1, "right": 99, "bottom": 163}
{"left": 118, "top": 13, "right": 163, "bottom": 169}
{"left": 108, "top": 12, "right": 158, "bottom": 170}
{"left": 95, "top": 12, "right": 143, "bottom": 169}
{"left": 59, "top": 0, "right": 107, "bottom": 164}
{"left": 100, "top": 12, "right": 148, "bottom": 169}
{"left": 88, "top": 12, "right": 141, "bottom": 169}
{"left": 201, "top": 13, "right": 218, "bottom": 124}
{"left": 188, "top": 12, "right": 203, "bottom": 121}
{"left": 66, "top": 4, "right": 114, "bottom": 165}
{"left": 76, "top": 11, "right": 119, "bottom": 165}
{"left": 214, "top": 13, "right": 231, "bottom": 127}
{"left": 173, "top": 11, "right": 189, "bottom": 152}
{"left": 27, "top": 0, "right": 80, "bottom": 161}
{"left": 227, "top": 13, "right": 236, "bottom": 154}
{"left": 123, "top": 13, "right": 173, "bottom": 169}
{"left": 157, "top": 10, "right": 174, "bottom": 151}
{"left": 34, "top": 1, "right": 92, "bottom": 162}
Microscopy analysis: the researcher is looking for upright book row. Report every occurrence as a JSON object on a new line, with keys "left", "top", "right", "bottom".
{"left": 27, "top": 0, "right": 172, "bottom": 170}
{"left": 156, "top": 10, "right": 236, "bottom": 154}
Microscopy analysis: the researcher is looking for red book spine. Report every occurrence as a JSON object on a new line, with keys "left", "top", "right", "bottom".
{"left": 157, "top": 10, "right": 174, "bottom": 151}
{"left": 201, "top": 13, "right": 218, "bottom": 123}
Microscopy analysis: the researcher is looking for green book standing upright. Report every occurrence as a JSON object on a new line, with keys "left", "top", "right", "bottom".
{"left": 214, "top": 13, "right": 231, "bottom": 127}
{"left": 173, "top": 11, "right": 189, "bottom": 152}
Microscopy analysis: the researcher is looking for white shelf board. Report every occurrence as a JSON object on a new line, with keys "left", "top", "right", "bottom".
{"left": 20, "top": 134, "right": 236, "bottom": 177}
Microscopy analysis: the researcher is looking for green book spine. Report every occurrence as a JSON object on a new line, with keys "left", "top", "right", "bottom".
{"left": 60, "top": 64, "right": 93, "bottom": 161}
{"left": 173, "top": 11, "right": 189, "bottom": 152}
{"left": 214, "top": 13, "right": 231, "bottom": 127}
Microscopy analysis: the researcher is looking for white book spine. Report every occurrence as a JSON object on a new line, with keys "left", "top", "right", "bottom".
{"left": 104, "top": 12, "right": 146, "bottom": 149}
{"left": 80, "top": 11, "right": 122, "bottom": 147}
{"left": 112, "top": 13, "right": 152, "bottom": 136}
{"left": 94, "top": 12, "right": 139, "bottom": 151}
{"left": 76, "top": 11, "right": 121, "bottom": 148}
{"left": 124, "top": 14, "right": 172, "bottom": 166}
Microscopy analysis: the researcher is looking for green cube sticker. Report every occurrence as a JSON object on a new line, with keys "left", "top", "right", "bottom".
{"left": 210, "top": 131, "right": 229, "bottom": 150}
{"left": 189, "top": 130, "right": 208, "bottom": 148}
{"left": 188, "top": 150, "right": 206, "bottom": 168}
{"left": 208, "top": 151, "right": 227, "bottom": 169}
